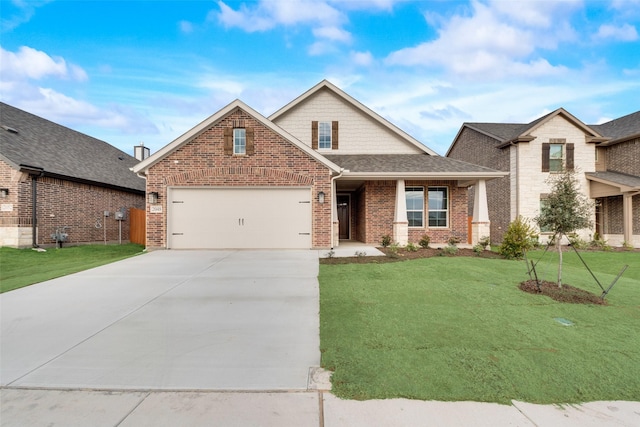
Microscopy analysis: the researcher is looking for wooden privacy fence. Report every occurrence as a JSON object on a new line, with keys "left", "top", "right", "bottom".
{"left": 130, "top": 208, "right": 146, "bottom": 245}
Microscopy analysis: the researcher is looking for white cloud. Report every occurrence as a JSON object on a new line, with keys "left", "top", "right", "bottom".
{"left": 1, "top": 45, "right": 88, "bottom": 81}
{"left": 1, "top": 0, "right": 51, "bottom": 32}
{"left": 594, "top": 23, "right": 638, "bottom": 41}
{"left": 350, "top": 50, "right": 374, "bottom": 66}
{"left": 179, "top": 20, "right": 194, "bottom": 33}
{"left": 385, "top": 0, "right": 579, "bottom": 80}
{"left": 313, "top": 26, "right": 352, "bottom": 43}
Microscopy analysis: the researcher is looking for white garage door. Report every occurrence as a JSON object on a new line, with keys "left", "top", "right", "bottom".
{"left": 168, "top": 187, "right": 312, "bottom": 249}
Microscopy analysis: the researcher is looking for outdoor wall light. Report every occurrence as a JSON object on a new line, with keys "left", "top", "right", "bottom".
{"left": 0, "top": 188, "right": 8, "bottom": 198}
{"left": 318, "top": 191, "right": 325, "bottom": 204}
{"left": 148, "top": 192, "right": 159, "bottom": 204}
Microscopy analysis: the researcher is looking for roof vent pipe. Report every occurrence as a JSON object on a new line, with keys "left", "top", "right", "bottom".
{"left": 134, "top": 142, "right": 150, "bottom": 161}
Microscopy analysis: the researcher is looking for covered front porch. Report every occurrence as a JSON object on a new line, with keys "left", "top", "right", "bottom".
{"left": 587, "top": 171, "right": 640, "bottom": 247}
{"left": 329, "top": 177, "right": 493, "bottom": 249}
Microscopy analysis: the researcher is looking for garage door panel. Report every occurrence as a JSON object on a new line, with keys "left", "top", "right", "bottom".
{"left": 169, "top": 188, "right": 312, "bottom": 249}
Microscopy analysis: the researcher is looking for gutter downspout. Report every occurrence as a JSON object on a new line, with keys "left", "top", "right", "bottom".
{"left": 330, "top": 168, "right": 344, "bottom": 249}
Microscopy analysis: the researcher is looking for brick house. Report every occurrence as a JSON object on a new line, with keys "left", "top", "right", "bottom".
{"left": 0, "top": 102, "right": 146, "bottom": 248}
{"left": 133, "top": 81, "right": 505, "bottom": 250}
{"left": 446, "top": 108, "right": 640, "bottom": 247}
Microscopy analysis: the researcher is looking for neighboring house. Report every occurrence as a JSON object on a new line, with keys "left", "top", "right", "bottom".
{"left": 132, "top": 80, "right": 505, "bottom": 250}
{"left": 446, "top": 108, "right": 640, "bottom": 247}
{"left": 0, "top": 102, "right": 146, "bottom": 248}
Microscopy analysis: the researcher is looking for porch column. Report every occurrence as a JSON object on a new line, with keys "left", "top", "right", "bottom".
{"left": 393, "top": 179, "right": 408, "bottom": 246}
{"left": 472, "top": 179, "right": 491, "bottom": 246}
{"left": 623, "top": 192, "right": 633, "bottom": 246}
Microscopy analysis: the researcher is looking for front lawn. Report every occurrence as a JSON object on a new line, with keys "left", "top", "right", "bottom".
{"left": 319, "top": 250, "right": 640, "bottom": 404}
{"left": 0, "top": 244, "right": 145, "bottom": 293}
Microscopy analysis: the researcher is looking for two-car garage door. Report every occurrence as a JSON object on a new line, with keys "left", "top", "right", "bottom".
{"left": 168, "top": 187, "right": 312, "bottom": 249}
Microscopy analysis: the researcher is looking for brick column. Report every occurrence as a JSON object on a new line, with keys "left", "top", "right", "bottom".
{"left": 393, "top": 179, "right": 408, "bottom": 246}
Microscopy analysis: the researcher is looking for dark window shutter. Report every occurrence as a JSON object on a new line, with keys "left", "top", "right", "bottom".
{"left": 566, "top": 143, "right": 574, "bottom": 171}
{"left": 246, "top": 127, "right": 255, "bottom": 155}
{"left": 311, "top": 121, "right": 318, "bottom": 150}
{"left": 541, "top": 143, "right": 550, "bottom": 172}
{"left": 332, "top": 121, "right": 339, "bottom": 150}
{"left": 224, "top": 127, "right": 233, "bottom": 155}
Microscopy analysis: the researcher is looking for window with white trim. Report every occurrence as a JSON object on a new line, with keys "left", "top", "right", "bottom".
{"left": 405, "top": 187, "right": 424, "bottom": 227}
{"left": 233, "top": 128, "right": 246, "bottom": 155}
{"left": 549, "top": 143, "right": 563, "bottom": 172}
{"left": 318, "top": 122, "right": 331, "bottom": 150}
{"left": 428, "top": 187, "right": 448, "bottom": 227}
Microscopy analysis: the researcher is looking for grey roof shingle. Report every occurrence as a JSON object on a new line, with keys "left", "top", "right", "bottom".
{"left": 0, "top": 102, "right": 145, "bottom": 192}
{"left": 324, "top": 154, "right": 503, "bottom": 174}
{"left": 590, "top": 111, "right": 640, "bottom": 142}
{"left": 586, "top": 171, "right": 640, "bottom": 189}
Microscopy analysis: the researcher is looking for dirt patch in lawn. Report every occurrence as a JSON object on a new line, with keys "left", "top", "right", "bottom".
{"left": 519, "top": 280, "right": 606, "bottom": 305}
{"left": 320, "top": 247, "right": 504, "bottom": 265}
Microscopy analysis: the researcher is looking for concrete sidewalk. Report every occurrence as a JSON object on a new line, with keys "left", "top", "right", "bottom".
{"left": 1, "top": 388, "right": 638, "bottom": 426}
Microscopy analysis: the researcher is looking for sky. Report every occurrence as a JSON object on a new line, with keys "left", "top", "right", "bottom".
{"left": 1, "top": 0, "right": 639, "bottom": 156}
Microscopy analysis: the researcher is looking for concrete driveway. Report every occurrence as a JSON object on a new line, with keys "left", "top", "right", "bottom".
{"left": 0, "top": 250, "right": 320, "bottom": 390}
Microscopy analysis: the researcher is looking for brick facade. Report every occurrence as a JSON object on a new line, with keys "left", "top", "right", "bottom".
{"left": 601, "top": 137, "right": 640, "bottom": 237}
{"left": 0, "top": 159, "right": 145, "bottom": 247}
{"left": 350, "top": 179, "right": 468, "bottom": 245}
{"left": 447, "top": 127, "right": 510, "bottom": 243}
{"left": 144, "top": 108, "right": 333, "bottom": 249}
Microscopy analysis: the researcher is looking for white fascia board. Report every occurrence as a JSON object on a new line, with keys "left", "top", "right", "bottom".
{"left": 269, "top": 80, "right": 439, "bottom": 156}
{"left": 132, "top": 99, "right": 341, "bottom": 174}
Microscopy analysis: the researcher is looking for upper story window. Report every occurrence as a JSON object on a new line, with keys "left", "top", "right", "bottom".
{"left": 224, "top": 126, "right": 254, "bottom": 156}
{"left": 311, "top": 121, "right": 339, "bottom": 150}
{"left": 542, "top": 139, "right": 574, "bottom": 172}
{"left": 406, "top": 186, "right": 424, "bottom": 227}
{"left": 318, "top": 122, "right": 332, "bottom": 150}
{"left": 549, "top": 143, "right": 564, "bottom": 172}
{"left": 233, "top": 128, "right": 246, "bottom": 155}
{"left": 428, "top": 187, "right": 449, "bottom": 228}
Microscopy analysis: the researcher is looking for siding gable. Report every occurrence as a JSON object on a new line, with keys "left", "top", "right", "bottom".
{"left": 272, "top": 88, "right": 425, "bottom": 155}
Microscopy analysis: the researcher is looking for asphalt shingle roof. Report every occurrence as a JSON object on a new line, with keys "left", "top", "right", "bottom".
{"left": 590, "top": 111, "right": 640, "bottom": 142}
{"left": 0, "top": 102, "right": 145, "bottom": 192}
{"left": 324, "top": 154, "right": 502, "bottom": 174}
{"left": 586, "top": 171, "right": 640, "bottom": 189}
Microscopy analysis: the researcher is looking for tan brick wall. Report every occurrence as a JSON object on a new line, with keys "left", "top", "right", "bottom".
{"left": 0, "top": 159, "right": 145, "bottom": 247}
{"left": 145, "top": 108, "right": 333, "bottom": 249}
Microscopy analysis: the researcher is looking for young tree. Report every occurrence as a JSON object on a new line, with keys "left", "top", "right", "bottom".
{"left": 534, "top": 170, "right": 593, "bottom": 287}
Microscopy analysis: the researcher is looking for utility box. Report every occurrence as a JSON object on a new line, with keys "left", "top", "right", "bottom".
{"left": 115, "top": 209, "right": 126, "bottom": 220}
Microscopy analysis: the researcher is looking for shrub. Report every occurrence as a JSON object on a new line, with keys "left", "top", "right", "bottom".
{"left": 622, "top": 241, "right": 634, "bottom": 251}
{"left": 473, "top": 244, "right": 484, "bottom": 255}
{"left": 442, "top": 244, "right": 458, "bottom": 255}
{"left": 567, "top": 233, "right": 589, "bottom": 250}
{"left": 448, "top": 236, "right": 461, "bottom": 246}
{"left": 381, "top": 234, "right": 392, "bottom": 248}
{"left": 499, "top": 216, "right": 538, "bottom": 260}
{"left": 590, "top": 235, "right": 612, "bottom": 251}
{"left": 387, "top": 243, "right": 399, "bottom": 259}
{"left": 418, "top": 234, "right": 431, "bottom": 248}
{"left": 479, "top": 236, "right": 490, "bottom": 250}
{"left": 406, "top": 242, "right": 418, "bottom": 252}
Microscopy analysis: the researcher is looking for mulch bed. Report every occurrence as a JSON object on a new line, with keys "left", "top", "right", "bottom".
{"left": 320, "top": 247, "right": 503, "bottom": 265}
{"left": 519, "top": 280, "right": 606, "bottom": 305}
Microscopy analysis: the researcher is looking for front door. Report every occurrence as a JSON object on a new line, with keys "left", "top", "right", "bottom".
{"left": 337, "top": 195, "right": 350, "bottom": 240}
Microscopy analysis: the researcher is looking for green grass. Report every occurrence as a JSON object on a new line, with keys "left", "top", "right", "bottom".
{"left": 0, "top": 244, "right": 145, "bottom": 293}
{"left": 319, "top": 250, "right": 640, "bottom": 404}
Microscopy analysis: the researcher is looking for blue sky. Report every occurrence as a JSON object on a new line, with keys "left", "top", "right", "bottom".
{"left": 1, "top": 0, "right": 639, "bottom": 156}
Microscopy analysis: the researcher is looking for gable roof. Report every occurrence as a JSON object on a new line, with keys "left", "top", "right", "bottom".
{"left": 590, "top": 110, "right": 640, "bottom": 145}
{"left": 446, "top": 108, "right": 608, "bottom": 156}
{"left": 0, "top": 102, "right": 145, "bottom": 193}
{"left": 132, "top": 99, "right": 341, "bottom": 174}
{"left": 269, "top": 80, "right": 439, "bottom": 156}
